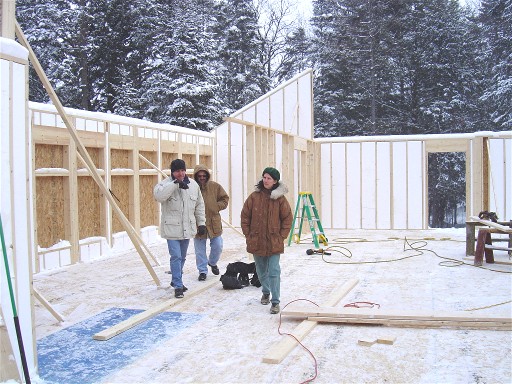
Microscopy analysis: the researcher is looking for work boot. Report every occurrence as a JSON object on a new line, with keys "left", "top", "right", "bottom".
{"left": 174, "top": 288, "right": 184, "bottom": 299}
{"left": 209, "top": 263, "right": 220, "bottom": 275}
{"left": 198, "top": 273, "right": 207, "bottom": 281}
{"left": 170, "top": 282, "right": 188, "bottom": 292}
{"left": 270, "top": 303, "right": 280, "bottom": 314}
{"left": 261, "top": 293, "right": 270, "bottom": 305}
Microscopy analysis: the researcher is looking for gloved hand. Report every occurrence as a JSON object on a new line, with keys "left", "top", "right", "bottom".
{"left": 197, "top": 225, "right": 207, "bottom": 236}
{"left": 174, "top": 179, "right": 189, "bottom": 189}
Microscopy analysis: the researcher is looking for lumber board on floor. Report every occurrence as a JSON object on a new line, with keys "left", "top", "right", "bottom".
{"left": 377, "top": 336, "right": 397, "bottom": 345}
{"left": 262, "top": 278, "right": 359, "bottom": 364}
{"left": 93, "top": 278, "right": 219, "bottom": 341}
{"left": 358, "top": 338, "right": 376, "bottom": 346}
{"left": 308, "top": 317, "right": 511, "bottom": 330}
{"left": 469, "top": 216, "right": 512, "bottom": 233}
{"left": 283, "top": 306, "right": 512, "bottom": 323}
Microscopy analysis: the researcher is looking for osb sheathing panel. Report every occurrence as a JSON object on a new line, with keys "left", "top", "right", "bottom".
{"left": 198, "top": 155, "right": 212, "bottom": 169}
{"left": 140, "top": 175, "right": 159, "bottom": 227}
{"left": 139, "top": 151, "right": 156, "bottom": 170}
{"left": 162, "top": 153, "right": 176, "bottom": 170}
{"left": 36, "top": 177, "right": 65, "bottom": 247}
{"left": 78, "top": 147, "right": 102, "bottom": 169}
{"left": 35, "top": 144, "right": 64, "bottom": 169}
{"left": 78, "top": 177, "right": 101, "bottom": 239}
{"left": 182, "top": 154, "right": 194, "bottom": 169}
{"left": 111, "top": 149, "right": 129, "bottom": 169}
{"left": 161, "top": 152, "right": 195, "bottom": 173}
{"left": 111, "top": 176, "right": 130, "bottom": 233}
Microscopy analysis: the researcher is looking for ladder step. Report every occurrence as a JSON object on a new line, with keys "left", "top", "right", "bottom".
{"left": 288, "top": 192, "right": 327, "bottom": 248}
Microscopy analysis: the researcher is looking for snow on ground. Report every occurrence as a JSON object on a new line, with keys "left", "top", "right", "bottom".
{"left": 32, "top": 228, "right": 512, "bottom": 384}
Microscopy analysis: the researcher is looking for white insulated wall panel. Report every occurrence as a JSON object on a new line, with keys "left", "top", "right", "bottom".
{"left": 320, "top": 143, "right": 333, "bottom": 228}
{"left": 331, "top": 143, "right": 346, "bottom": 228}
{"left": 346, "top": 143, "right": 361, "bottom": 228}
{"left": 229, "top": 124, "right": 244, "bottom": 227}
{"left": 298, "top": 74, "right": 313, "bottom": 140}
{"left": 392, "top": 142, "right": 407, "bottom": 229}
{"left": 283, "top": 80, "right": 298, "bottom": 136}
{"left": 255, "top": 97, "right": 270, "bottom": 128}
{"left": 39, "top": 111, "right": 56, "bottom": 126}
{"left": 12, "top": 61, "right": 36, "bottom": 371}
{"left": 361, "top": 142, "right": 377, "bottom": 229}
{"left": 1, "top": 39, "right": 36, "bottom": 375}
{"left": 376, "top": 142, "right": 391, "bottom": 228}
{"left": 489, "top": 138, "right": 511, "bottom": 220}
{"left": 215, "top": 123, "right": 230, "bottom": 223}
{"left": 505, "top": 138, "right": 512, "bottom": 220}
{"left": 270, "top": 91, "right": 284, "bottom": 131}
{"left": 407, "top": 141, "right": 424, "bottom": 229}
{"left": 241, "top": 105, "right": 256, "bottom": 124}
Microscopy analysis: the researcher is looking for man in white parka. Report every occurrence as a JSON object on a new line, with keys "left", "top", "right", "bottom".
{"left": 153, "top": 159, "right": 206, "bottom": 298}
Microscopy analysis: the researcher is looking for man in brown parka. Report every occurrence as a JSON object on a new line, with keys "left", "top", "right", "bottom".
{"left": 193, "top": 165, "right": 229, "bottom": 281}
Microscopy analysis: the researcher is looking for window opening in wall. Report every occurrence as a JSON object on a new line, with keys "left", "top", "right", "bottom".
{"left": 428, "top": 152, "right": 466, "bottom": 228}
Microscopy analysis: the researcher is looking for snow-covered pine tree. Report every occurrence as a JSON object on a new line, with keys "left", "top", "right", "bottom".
{"left": 213, "top": 0, "right": 268, "bottom": 114}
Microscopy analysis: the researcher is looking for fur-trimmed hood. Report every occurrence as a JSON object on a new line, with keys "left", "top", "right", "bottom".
{"left": 254, "top": 180, "right": 289, "bottom": 200}
{"left": 241, "top": 180, "right": 293, "bottom": 256}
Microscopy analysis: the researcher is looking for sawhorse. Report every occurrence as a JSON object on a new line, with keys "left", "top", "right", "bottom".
{"left": 470, "top": 216, "right": 512, "bottom": 266}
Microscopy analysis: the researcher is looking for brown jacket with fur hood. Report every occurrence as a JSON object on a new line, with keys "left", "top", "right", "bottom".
{"left": 240, "top": 181, "right": 292, "bottom": 256}
{"left": 193, "top": 164, "right": 229, "bottom": 239}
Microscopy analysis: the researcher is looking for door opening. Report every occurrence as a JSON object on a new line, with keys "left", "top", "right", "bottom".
{"left": 428, "top": 152, "right": 466, "bottom": 228}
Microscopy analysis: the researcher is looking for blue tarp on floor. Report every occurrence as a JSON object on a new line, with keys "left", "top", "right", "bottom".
{"left": 37, "top": 307, "right": 202, "bottom": 384}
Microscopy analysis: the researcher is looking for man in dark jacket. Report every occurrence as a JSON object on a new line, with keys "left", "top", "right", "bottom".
{"left": 240, "top": 167, "right": 292, "bottom": 314}
{"left": 193, "top": 164, "right": 229, "bottom": 281}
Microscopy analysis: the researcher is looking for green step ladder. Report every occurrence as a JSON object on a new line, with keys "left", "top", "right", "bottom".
{"left": 288, "top": 191, "right": 328, "bottom": 249}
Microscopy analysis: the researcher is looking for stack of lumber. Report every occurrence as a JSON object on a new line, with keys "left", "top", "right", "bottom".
{"left": 281, "top": 306, "right": 511, "bottom": 330}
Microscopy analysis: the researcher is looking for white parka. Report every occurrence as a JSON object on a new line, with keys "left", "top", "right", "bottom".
{"left": 153, "top": 177, "right": 206, "bottom": 240}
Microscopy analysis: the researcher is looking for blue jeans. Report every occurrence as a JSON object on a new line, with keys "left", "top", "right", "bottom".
{"left": 194, "top": 236, "right": 223, "bottom": 274}
{"left": 253, "top": 254, "right": 281, "bottom": 304}
{"left": 167, "top": 239, "right": 190, "bottom": 288}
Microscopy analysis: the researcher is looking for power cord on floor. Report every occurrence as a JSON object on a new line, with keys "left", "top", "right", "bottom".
{"left": 464, "top": 300, "right": 512, "bottom": 311}
{"left": 344, "top": 301, "right": 380, "bottom": 308}
{"left": 316, "top": 237, "right": 511, "bottom": 273}
{"left": 278, "top": 298, "right": 319, "bottom": 384}
{"left": 403, "top": 237, "right": 512, "bottom": 273}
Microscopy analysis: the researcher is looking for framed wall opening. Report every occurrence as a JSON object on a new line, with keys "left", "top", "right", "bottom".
{"left": 427, "top": 151, "right": 466, "bottom": 228}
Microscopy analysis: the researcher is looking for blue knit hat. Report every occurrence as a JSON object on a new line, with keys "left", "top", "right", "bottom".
{"left": 262, "top": 167, "right": 280, "bottom": 181}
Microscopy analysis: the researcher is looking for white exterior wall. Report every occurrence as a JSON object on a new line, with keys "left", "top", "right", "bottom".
{"left": 0, "top": 37, "right": 36, "bottom": 378}
{"left": 215, "top": 70, "right": 314, "bottom": 226}
{"left": 488, "top": 138, "right": 512, "bottom": 220}
{"left": 318, "top": 133, "right": 511, "bottom": 229}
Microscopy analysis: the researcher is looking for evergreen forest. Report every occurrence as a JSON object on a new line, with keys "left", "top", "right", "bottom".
{"left": 15, "top": 0, "right": 511, "bottom": 227}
